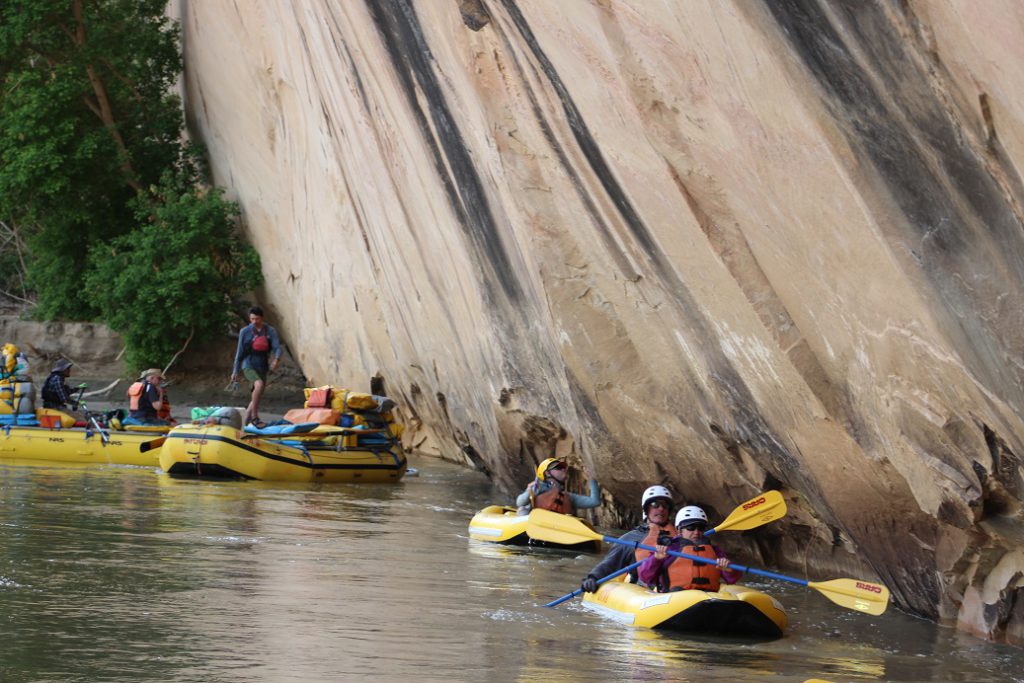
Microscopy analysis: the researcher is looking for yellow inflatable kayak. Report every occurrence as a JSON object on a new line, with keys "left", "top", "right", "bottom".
{"left": 0, "top": 422, "right": 167, "bottom": 467}
{"left": 582, "top": 581, "right": 787, "bottom": 638}
{"left": 468, "top": 506, "right": 601, "bottom": 550}
{"left": 159, "top": 424, "right": 407, "bottom": 483}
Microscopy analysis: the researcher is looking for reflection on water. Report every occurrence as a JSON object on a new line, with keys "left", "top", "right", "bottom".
{"left": 2, "top": 458, "right": 1023, "bottom": 682}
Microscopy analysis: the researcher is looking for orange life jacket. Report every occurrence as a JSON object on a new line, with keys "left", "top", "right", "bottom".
{"left": 127, "top": 381, "right": 144, "bottom": 411}
{"left": 665, "top": 543, "right": 721, "bottom": 591}
{"left": 635, "top": 523, "right": 677, "bottom": 562}
{"left": 128, "top": 381, "right": 164, "bottom": 414}
{"left": 533, "top": 486, "right": 574, "bottom": 514}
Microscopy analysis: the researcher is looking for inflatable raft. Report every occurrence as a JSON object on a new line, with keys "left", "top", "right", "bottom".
{"left": 0, "top": 422, "right": 167, "bottom": 467}
{"left": 582, "top": 581, "right": 787, "bottom": 638}
{"left": 468, "top": 506, "right": 602, "bottom": 551}
{"left": 159, "top": 423, "right": 407, "bottom": 483}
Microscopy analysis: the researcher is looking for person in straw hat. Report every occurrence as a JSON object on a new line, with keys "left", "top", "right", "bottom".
{"left": 124, "top": 368, "right": 170, "bottom": 426}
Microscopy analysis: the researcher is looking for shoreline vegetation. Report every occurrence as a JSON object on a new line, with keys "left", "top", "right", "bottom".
{"left": 1, "top": 1, "right": 262, "bottom": 373}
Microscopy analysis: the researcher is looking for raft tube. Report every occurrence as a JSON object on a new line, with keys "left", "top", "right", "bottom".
{"left": 468, "top": 506, "right": 601, "bottom": 551}
{"left": 159, "top": 423, "right": 407, "bottom": 483}
{"left": 582, "top": 581, "right": 787, "bottom": 638}
{"left": 0, "top": 420, "right": 168, "bottom": 467}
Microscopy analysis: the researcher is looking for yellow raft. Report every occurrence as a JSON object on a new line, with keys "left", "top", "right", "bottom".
{"left": 159, "top": 424, "right": 407, "bottom": 483}
{"left": 468, "top": 506, "right": 601, "bottom": 551}
{"left": 0, "top": 418, "right": 167, "bottom": 468}
{"left": 582, "top": 581, "right": 787, "bottom": 639}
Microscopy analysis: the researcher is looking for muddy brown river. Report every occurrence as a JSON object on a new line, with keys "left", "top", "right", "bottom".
{"left": 2, "top": 454, "right": 1022, "bottom": 682}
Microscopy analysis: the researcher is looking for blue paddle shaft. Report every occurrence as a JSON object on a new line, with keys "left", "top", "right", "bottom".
{"left": 544, "top": 558, "right": 646, "bottom": 608}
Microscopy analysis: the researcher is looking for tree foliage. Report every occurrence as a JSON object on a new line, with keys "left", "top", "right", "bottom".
{"left": 0, "top": 0, "right": 262, "bottom": 368}
{"left": 87, "top": 154, "right": 263, "bottom": 371}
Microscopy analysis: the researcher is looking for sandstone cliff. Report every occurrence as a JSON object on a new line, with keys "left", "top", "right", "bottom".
{"left": 177, "top": 0, "right": 1024, "bottom": 642}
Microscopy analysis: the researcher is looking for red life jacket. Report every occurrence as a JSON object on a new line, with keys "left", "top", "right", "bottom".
{"left": 251, "top": 328, "right": 270, "bottom": 352}
{"left": 635, "top": 523, "right": 677, "bottom": 562}
{"left": 533, "top": 486, "right": 574, "bottom": 514}
{"left": 665, "top": 543, "right": 721, "bottom": 591}
{"left": 307, "top": 387, "right": 332, "bottom": 408}
{"left": 157, "top": 392, "right": 172, "bottom": 421}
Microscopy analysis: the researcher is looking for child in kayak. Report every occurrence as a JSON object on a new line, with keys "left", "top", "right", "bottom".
{"left": 515, "top": 457, "right": 600, "bottom": 515}
{"left": 637, "top": 505, "right": 743, "bottom": 592}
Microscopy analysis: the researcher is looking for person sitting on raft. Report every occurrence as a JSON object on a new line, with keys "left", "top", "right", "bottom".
{"left": 515, "top": 457, "right": 600, "bottom": 515}
{"left": 580, "top": 485, "right": 677, "bottom": 593}
{"left": 124, "top": 368, "right": 171, "bottom": 427}
{"left": 41, "top": 359, "right": 79, "bottom": 412}
{"left": 637, "top": 505, "right": 743, "bottom": 592}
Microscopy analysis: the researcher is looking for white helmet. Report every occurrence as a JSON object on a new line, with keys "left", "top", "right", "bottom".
{"left": 641, "top": 485, "right": 673, "bottom": 517}
{"left": 675, "top": 505, "right": 709, "bottom": 528}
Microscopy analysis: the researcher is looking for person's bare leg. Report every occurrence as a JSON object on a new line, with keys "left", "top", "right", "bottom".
{"left": 247, "top": 378, "right": 266, "bottom": 424}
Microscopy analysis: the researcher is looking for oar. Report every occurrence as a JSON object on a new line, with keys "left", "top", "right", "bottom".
{"left": 529, "top": 508, "right": 890, "bottom": 615}
{"left": 139, "top": 436, "right": 167, "bottom": 453}
{"left": 544, "top": 491, "right": 786, "bottom": 608}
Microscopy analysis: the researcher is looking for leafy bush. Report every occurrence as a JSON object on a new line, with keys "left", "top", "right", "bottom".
{"left": 87, "top": 158, "right": 262, "bottom": 371}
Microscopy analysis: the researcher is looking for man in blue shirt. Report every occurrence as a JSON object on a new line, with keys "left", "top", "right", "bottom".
{"left": 230, "top": 306, "right": 282, "bottom": 427}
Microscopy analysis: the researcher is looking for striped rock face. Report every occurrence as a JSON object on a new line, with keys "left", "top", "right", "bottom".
{"left": 178, "top": 0, "right": 1024, "bottom": 643}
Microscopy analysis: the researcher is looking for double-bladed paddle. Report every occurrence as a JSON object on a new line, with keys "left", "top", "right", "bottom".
{"left": 543, "top": 491, "right": 786, "bottom": 607}
{"left": 530, "top": 500, "right": 889, "bottom": 615}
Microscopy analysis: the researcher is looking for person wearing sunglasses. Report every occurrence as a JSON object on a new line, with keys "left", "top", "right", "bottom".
{"left": 580, "top": 485, "right": 678, "bottom": 593}
{"left": 636, "top": 505, "right": 743, "bottom": 592}
{"left": 515, "top": 457, "right": 600, "bottom": 515}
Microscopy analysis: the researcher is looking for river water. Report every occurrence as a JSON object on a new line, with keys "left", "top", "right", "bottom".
{"left": 2, "top": 456, "right": 1022, "bottom": 682}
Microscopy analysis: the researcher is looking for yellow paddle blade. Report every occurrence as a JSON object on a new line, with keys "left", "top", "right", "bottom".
{"left": 808, "top": 578, "right": 890, "bottom": 615}
{"left": 526, "top": 509, "right": 604, "bottom": 545}
{"left": 712, "top": 490, "right": 787, "bottom": 532}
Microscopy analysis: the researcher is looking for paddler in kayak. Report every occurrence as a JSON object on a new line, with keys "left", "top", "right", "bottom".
{"left": 637, "top": 505, "right": 743, "bottom": 592}
{"left": 516, "top": 457, "right": 601, "bottom": 515}
{"left": 580, "top": 485, "right": 678, "bottom": 593}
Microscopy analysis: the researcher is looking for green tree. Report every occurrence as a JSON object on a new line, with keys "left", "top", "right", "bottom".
{"left": 0, "top": 0, "right": 182, "bottom": 316}
{"left": 1, "top": 0, "right": 263, "bottom": 368}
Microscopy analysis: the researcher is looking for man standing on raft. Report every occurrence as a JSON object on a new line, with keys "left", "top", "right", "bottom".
{"left": 230, "top": 306, "right": 282, "bottom": 428}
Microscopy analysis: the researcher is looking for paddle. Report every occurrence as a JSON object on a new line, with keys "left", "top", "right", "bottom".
{"left": 544, "top": 491, "right": 786, "bottom": 608}
{"left": 139, "top": 436, "right": 167, "bottom": 453}
{"left": 530, "top": 507, "right": 890, "bottom": 615}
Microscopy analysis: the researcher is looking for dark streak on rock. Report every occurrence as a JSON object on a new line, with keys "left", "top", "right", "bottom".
{"left": 764, "top": 0, "right": 1024, "bottom": 402}
{"left": 486, "top": 10, "right": 639, "bottom": 278}
{"left": 499, "top": 0, "right": 654, "bottom": 255}
{"left": 493, "top": 0, "right": 807, "bottom": 490}
{"left": 366, "top": 0, "right": 522, "bottom": 302}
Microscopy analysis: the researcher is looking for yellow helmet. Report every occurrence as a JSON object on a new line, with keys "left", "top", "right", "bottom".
{"left": 535, "top": 457, "right": 566, "bottom": 479}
